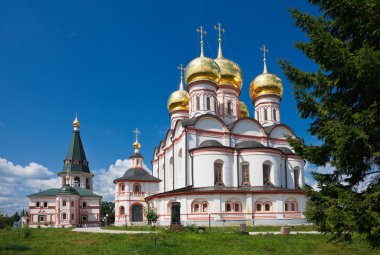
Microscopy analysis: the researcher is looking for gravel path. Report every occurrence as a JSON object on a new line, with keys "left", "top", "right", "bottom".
{"left": 72, "top": 227, "right": 152, "bottom": 234}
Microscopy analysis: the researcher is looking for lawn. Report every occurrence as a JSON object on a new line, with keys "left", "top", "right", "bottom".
{"left": 0, "top": 227, "right": 378, "bottom": 255}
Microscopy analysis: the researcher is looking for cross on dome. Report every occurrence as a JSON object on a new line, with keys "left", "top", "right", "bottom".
{"left": 133, "top": 128, "right": 140, "bottom": 142}
{"left": 214, "top": 22, "right": 225, "bottom": 58}
{"left": 177, "top": 64, "right": 185, "bottom": 90}
{"left": 133, "top": 128, "right": 141, "bottom": 150}
{"left": 196, "top": 26, "right": 207, "bottom": 57}
{"left": 260, "top": 44, "right": 269, "bottom": 74}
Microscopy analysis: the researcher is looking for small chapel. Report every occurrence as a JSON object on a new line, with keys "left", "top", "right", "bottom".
{"left": 27, "top": 116, "right": 102, "bottom": 227}
{"left": 114, "top": 24, "right": 307, "bottom": 226}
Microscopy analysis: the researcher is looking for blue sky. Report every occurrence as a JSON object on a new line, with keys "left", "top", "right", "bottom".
{"left": 0, "top": 0, "right": 322, "bottom": 214}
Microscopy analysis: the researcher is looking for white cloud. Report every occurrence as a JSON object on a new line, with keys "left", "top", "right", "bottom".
{"left": 0, "top": 157, "right": 58, "bottom": 215}
{"left": 0, "top": 158, "right": 54, "bottom": 179}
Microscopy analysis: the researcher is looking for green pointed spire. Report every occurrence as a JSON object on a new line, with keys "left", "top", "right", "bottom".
{"left": 61, "top": 116, "right": 90, "bottom": 174}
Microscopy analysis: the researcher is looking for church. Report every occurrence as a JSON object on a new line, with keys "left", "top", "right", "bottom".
{"left": 114, "top": 24, "right": 307, "bottom": 226}
{"left": 27, "top": 117, "right": 102, "bottom": 227}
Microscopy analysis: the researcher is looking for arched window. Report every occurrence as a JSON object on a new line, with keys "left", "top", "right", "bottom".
{"left": 193, "top": 203, "right": 200, "bottom": 213}
{"left": 44, "top": 202, "right": 47, "bottom": 207}
{"left": 74, "top": 177, "right": 80, "bottom": 186}
{"left": 36, "top": 202, "right": 40, "bottom": 207}
{"left": 120, "top": 184, "right": 125, "bottom": 192}
{"left": 206, "top": 97, "right": 211, "bottom": 110}
{"left": 291, "top": 202, "right": 297, "bottom": 211}
{"left": 133, "top": 183, "right": 141, "bottom": 193}
{"left": 226, "top": 203, "right": 232, "bottom": 212}
{"left": 234, "top": 202, "right": 241, "bottom": 212}
{"left": 273, "top": 108, "right": 277, "bottom": 120}
{"left": 74, "top": 159, "right": 79, "bottom": 165}
{"left": 256, "top": 203, "right": 262, "bottom": 212}
{"left": 256, "top": 111, "right": 259, "bottom": 120}
{"left": 263, "top": 162, "right": 271, "bottom": 185}
{"left": 214, "top": 160, "right": 224, "bottom": 186}
{"left": 196, "top": 96, "right": 200, "bottom": 110}
{"left": 82, "top": 202, "right": 87, "bottom": 208}
{"left": 264, "top": 108, "right": 268, "bottom": 120}
{"left": 294, "top": 167, "right": 300, "bottom": 188}
{"left": 214, "top": 99, "right": 218, "bottom": 113}
{"left": 241, "top": 162, "right": 250, "bottom": 186}
{"left": 62, "top": 213, "right": 67, "bottom": 220}
{"left": 86, "top": 178, "right": 90, "bottom": 189}
{"left": 119, "top": 206, "right": 125, "bottom": 215}
{"left": 264, "top": 203, "right": 271, "bottom": 211}
{"left": 202, "top": 202, "right": 208, "bottom": 212}
{"left": 227, "top": 101, "right": 232, "bottom": 114}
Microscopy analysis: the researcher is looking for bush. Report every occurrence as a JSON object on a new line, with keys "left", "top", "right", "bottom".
{"left": 22, "top": 224, "right": 31, "bottom": 239}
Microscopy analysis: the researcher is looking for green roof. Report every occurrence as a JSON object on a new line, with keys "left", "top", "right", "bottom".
{"left": 60, "top": 130, "right": 91, "bottom": 174}
{"left": 28, "top": 186, "right": 101, "bottom": 198}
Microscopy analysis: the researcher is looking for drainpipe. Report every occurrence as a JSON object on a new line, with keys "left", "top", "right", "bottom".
{"left": 185, "top": 130, "right": 188, "bottom": 186}
{"left": 236, "top": 150, "right": 240, "bottom": 187}
{"left": 163, "top": 147, "right": 166, "bottom": 192}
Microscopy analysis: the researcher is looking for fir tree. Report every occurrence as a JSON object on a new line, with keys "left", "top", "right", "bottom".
{"left": 280, "top": 0, "right": 380, "bottom": 247}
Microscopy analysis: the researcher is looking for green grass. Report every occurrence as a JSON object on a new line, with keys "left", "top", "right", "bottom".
{"left": 0, "top": 227, "right": 378, "bottom": 255}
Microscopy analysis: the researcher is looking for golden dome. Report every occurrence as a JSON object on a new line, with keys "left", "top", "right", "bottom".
{"left": 185, "top": 56, "right": 221, "bottom": 85}
{"left": 73, "top": 115, "right": 80, "bottom": 128}
{"left": 249, "top": 58, "right": 283, "bottom": 101}
{"left": 133, "top": 141, "right": 141, "bottom": 149}
{"left": 214, "top": 57, "right": 242, "bottom": 89}
{"left": 167, "top": 88, "right": 189, "bottom": 112}
{"left": 240, "top": 101, "right": 249, "bottom": 117}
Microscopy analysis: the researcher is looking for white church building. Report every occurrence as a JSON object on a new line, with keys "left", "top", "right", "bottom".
{"left": 114, "top": 24, "right": 306, "bottom": 226}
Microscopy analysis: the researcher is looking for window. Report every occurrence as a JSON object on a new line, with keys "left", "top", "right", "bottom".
{"left": 294, "top": 168, "right": 300, "bottom": 188}
{"left": 63, "top": 200, "right": 66, "bottom": 206}
{"left": 119, "top": 206, "right": 125, "bottom": 215}
{"left": 285, "top": 202, "right": 290, "bottom": 212}
{"left": 120, "top": 184, "right": 125, "bottom": 191}
{"left": 256, "top": 111, "right": 259, "bottom": 120}
{"left": 214, "top": 100, "right": 218, "bottom": 113}
{"left": 65, "top": 159, "right": 71, "bottom": 165}
{"left": 264, "top": 108, "right": 268, "bottom": 120}
{"left": 234, "top": 203, "right": 240, "bottom": 212}
{"left": 133, "top": 183, "right": 141, "bottom": 192}
{"left": 44, "top": 202, "right": 47, "bottom": 207}
{"left": 256, "top": 203, "right": 262, "bottom": 212}
{"left": 74, "top": 177, "right": 80, "bottom": 186}
{"left": 86, "top": 178, "right": 90, "bottom": 189}
{"left": 285, "top": 201, "right": 297, "bottom": 212}
{"left": 82, "top": 202, "right": 87, "bottom": 208}
{"left": 265, "top": 203, "right": 271, "bottom": 211}
{"left": 206, "top": 97, "right": 210, "bottom": 110}
{"left": 62, "top": 213, "right": 67, "bottom": 220}
{"left": 273, "top": 108, "right": 277, "bottom": 121}
{"left": 202, "top": 202, "right": 208, "bottom": 212}
{"left": 74, "top": 159, "right": 79, "bottom": 165}
{"left": 196, "top": 96, "right": 200, "bottom": 110}
{"left": 214, "top": 161, "right": 224, "bottom": 186}
{"left": 71, "top": 213, "right": 74, "bottom": 220}
{"left": 291, "top": 202, "right": 297, "bottom": 211}
{"left": 82, "top": 216, "right": 87, "bottom": 221}
{"left": 227, "top": 101, "right": 232, "bottom": 114}
{"left": 193, "top": 203, "right": 200, "bottom": 213}
{"left": 226, "top": 203, "right": 232, "bottom": 212}
{"left": 36, "top": 202, "right": 40, "bottom": 208}
{"left": 242, "top": 163, "right": 250, "bottom": 185}
{"left": 71, "top": 201, "right": 74, "bottom": 207}
{"left": 263, "top": 163, "right": 271, "bottom": 185}
{"left": 39, "top": 216, "right": 45, "bottom": 222}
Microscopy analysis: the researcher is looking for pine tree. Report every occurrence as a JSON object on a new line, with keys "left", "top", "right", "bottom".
{"left": 280, "top": 0, "right": 380, "bottom": 247}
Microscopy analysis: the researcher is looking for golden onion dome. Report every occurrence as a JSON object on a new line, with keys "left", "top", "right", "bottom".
{"left": 73, "top": 115, "right": 80, "bottom": 128}
{"left": 240, "top": 101, "right": 249, "bottom": 118}
{"left": 249, "top": 58, "right": 283, "bottom": 101}
{"left": 167, "top": 78, "right": 189, "bottom": 112}
{"left": 133, "top": 141, "right": 141, "bottom": 149}
{"left": 214, "top": 57, "right": 242, "bottom": 89}
{"left": 185, "top": 56, "right": 221, "bottom": 85}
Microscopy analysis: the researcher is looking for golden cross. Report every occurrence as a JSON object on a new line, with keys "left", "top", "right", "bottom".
{"left": 177, "top": 64, "right": 185, "bottom": 79}
{"left": 214, "top": 22, "right": 225, "bottom": 40}
{"left": 196, "top": 26, "right": 207, "bottom": 42}
{"left": 133, "top": 128, "right": 140, "bottom": 142}
{"left": 260, "top": 45, "right": 269, "bottom": 60}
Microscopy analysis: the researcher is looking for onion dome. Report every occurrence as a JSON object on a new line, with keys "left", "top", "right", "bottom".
{"left": 249, "top": 46, "right": 283, "bottom": 101}
{"left": 240, "top": 101, "right": 249, "bottom": 117}
{"left": 133, "top": 128, "right": 141, "bottom": 150}
{"left": 73, "top": 115, "right": 80, "bottom": 128}
{"left": 214, "top": 23, "right": 242, "bottom": 90}
{"left": 185, "top": 26, "right": 221, "bottom": 85}
{"left": 167, "top": 66, "right": 190, "bottom": 112}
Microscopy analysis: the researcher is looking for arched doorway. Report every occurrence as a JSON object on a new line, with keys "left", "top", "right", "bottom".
{"left": 131, "top": 204, "right": 143, "bottom": 222}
